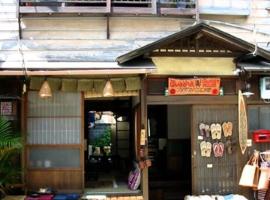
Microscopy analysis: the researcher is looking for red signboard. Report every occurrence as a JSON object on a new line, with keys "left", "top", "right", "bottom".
{"left": 168, "top": 78, "right": 221, "bottom": 96}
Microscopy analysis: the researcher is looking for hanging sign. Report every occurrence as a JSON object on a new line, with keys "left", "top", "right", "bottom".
{"left": 0, "top": 102, "right": 12, "bottom": 115}
{"left": 168, "top": 78, "right": 220, "bottom": 96}
{"left": 238, "top": 90, "right": 248, "bottom": 154}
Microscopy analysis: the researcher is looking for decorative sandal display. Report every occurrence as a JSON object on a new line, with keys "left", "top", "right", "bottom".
{"left": 199, "top": 123, "right": 206, "bottom": 137}
{"left": 210, "top": 123, "right": 222, "bottom": 140}
{"left": 205, "top": 124, "right": 210, "bottom": 138}
{"left": 213, "top": 142, "right": 224, "bottom": 157}
{"left": 200, "top": 141, "right": 207, "bottom": 157}
{"left": 222, "top": 122, "right": 233, "bottom": 137}
{"left": 210, "top": 123, "right": 216, "bottom": 139}
{"left": 205, "top": 142, "right": 212, "bottom": 157}
{"left": 200, "top": 141, "right": 212, "bottom": 157}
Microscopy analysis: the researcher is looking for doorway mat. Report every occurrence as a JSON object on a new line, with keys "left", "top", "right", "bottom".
{"left": 83, "top": 182, "right": 141, "bottom": 196}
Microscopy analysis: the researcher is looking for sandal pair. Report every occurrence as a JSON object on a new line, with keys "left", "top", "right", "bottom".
{"left": 200, "top": 141, "right": 212, "bottom": 157}
{"left": 213, "top": 142, "right": 224, "bottom": 157}
{"left": 222, "top": 122, "right": 233, "bottom": 137}
{"left": 210, "top": 123, "right": 222, "bottom": 139}
{"left": 199, "top": 123, "right": 210, "bottom": 138}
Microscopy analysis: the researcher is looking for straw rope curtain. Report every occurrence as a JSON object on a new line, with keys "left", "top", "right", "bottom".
{"left": 47, "top": 78, "right": 62, "bottom": 91}
{"left": 29, "top": 77, "right": 45, "bottom": 90}
{"left": 93, "top": 79, "right": 106, "bottom": 94}
{"left": 61, "top": 79, "right": 77, "bottom": 92}
{"left": 29, "top": 77, "right": 141, "bottom": 96}
{"left": 111, "top": 78, "right": 125, "bottom": 92}
{"left": 125, "top": 77, "right": 141, "bottom": 91}
{"left": 77, "top": 79, "right": 93, "bottom": 92}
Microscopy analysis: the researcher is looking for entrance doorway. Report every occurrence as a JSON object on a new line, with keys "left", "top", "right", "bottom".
{"left": 84, "top": 99, "right": 139, "bottom": 195}
{"left": 148, "top": 105, "right": 192, "bottom": 200}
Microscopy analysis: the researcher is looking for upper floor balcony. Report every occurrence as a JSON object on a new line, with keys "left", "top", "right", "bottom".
{"left": 19, "top": 0, "right": 251, "bottom": 16}
{"left": 19, "top": 0, "right": 196, "bottom": 16}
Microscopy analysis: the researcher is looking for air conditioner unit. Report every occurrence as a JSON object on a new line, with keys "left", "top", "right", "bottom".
{"left": 260, "top": 77, "right": 270, "bottom": 99}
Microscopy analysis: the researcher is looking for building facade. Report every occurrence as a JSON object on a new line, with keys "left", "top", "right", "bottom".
{"left": 1, "top": 0, "right": 270, "bottom": 199}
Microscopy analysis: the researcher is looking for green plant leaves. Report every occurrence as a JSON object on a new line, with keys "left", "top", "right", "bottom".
{"left": 0, "top": 116, "right": 22, "bottom": 189}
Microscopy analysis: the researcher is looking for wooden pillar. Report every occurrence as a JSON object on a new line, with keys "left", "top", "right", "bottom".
{"left": 81, "top": 92, "right": 85, "bottom": 190}
{"left": 140, "top": 76, "right": 149, "bottom": 200}
{"left": 21, "top": 92, "right": 27, "bottom": 193}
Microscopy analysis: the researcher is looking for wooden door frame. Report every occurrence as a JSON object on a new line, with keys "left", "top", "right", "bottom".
{"left": 191, "top": 105, "right": 196, "bottom": 194}
{"left": 81, "top": 92, "right": 85, "bottom": 190}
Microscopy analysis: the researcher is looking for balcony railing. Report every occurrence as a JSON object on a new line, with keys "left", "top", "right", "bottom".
{"left": 159, "top": 0, "right": 196, "bottom": 15}
{"left": 19, "top": 0, "right": 197, "bottom": 15}
{"left": 20, "top": 0, "right": 110, "bottom": 14}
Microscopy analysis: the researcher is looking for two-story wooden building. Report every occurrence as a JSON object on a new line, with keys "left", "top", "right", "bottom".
{"left": 1, "top": 0, "right": 270, "bottom": 200}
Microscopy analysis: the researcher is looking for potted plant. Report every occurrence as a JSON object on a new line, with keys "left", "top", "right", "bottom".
{"left": 0, "top": 117, "right": 22, "bottom": 198}
{"left": 91, "top": 127, "right": 112, "bottom": 156}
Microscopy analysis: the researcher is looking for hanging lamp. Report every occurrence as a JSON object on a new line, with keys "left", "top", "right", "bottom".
{"left": 103, "top": 79, "right": 114, "bottom": 97}
{"left": 39, "top": 79, "right": 52, "bottom": 98}
{"left": 242, "top": 83, "right": 254, "bottom": 98}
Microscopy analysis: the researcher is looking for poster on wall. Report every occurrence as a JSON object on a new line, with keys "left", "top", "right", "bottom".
{"left": 168, "top": 78, "right": 220, "bottom": 96}
{"left": 0, "top": 102, "right": 12, "bottom": 115}
{"left": 238, "top": 90, "right": 248, "bottom": 155}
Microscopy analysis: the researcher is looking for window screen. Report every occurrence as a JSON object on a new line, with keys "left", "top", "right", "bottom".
{"left": 248, "top": 105, "right": 270, "bottom": 131}
{"left": 27, "top": 91, "right": 81, "bottom": 144}
{"left": 29, "top": 148, "right": 80, "bottom": 168}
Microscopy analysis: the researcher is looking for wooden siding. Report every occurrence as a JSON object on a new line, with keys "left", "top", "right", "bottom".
{"left": 201, "top": 0, "right": 270, "bottom": 35}
{"left": 6, "top": 17, "right": 268, "bottom": 66}
{"left": 27, "top": 170, "right": 82, "bottom": 191}
{"left": 192, "top": 105, "right": 239, "bottom": 194}
{"left": 0, "top": 0, "right": 18, "bottom": 42}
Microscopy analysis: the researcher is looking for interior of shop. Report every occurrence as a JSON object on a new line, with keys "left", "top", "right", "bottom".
{"left": 148, "top": 105, "right": 192, "bottom": 200}
{"left": 84, "top": 99, "right": 139, "bottom": 195}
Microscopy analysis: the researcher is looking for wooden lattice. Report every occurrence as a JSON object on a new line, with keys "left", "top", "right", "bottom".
{"left": 151, "top": 31, "right": 248, "bottom": 57}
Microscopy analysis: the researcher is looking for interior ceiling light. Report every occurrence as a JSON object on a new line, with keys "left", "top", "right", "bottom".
{"left": 39, "top": 80, "right": 52, "bottom": 98}
{"left": 103, "top": 80, "right": 114, "bottom": 97}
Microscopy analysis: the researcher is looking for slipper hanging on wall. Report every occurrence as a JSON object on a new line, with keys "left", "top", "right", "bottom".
{"left": 213, "top": 142, "right": 224, "bottom": 157}
{"left": 211, "top": 123, "right": 222, "bottom": 140}
{"left": 200, "top": 141, "right": 207, "bottom": 157}
{"left": 199, "top": 123, "right": 206, "bottom": 137}
{"left": 222, "top": 122, "right": 233, "bottom": 138}
{"left": 205, "top": 142, "right": 212, "bottom": 157}
{"left": 205, "top": 124, "right": 210, "bottom": 138}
